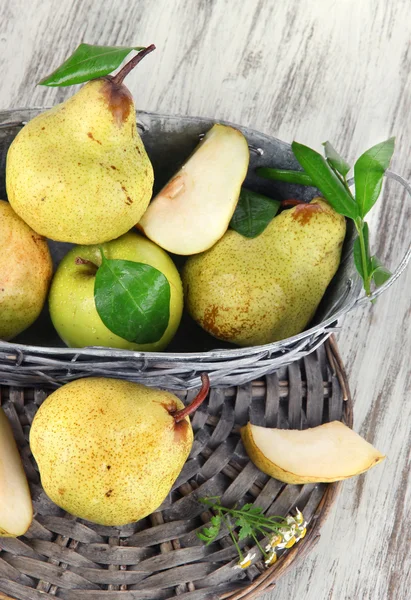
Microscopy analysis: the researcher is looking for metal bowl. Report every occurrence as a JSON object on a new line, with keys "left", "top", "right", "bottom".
{"left": 0, "top": 109, "right": 409, "bottom": 388}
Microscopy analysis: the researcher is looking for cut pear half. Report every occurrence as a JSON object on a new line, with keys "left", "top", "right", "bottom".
{"left": 138, "top": 124, "right": 249, "bottom": 255}
{"left": 0, "top": 408, "right": 33, "bottom": 537}
{"left": 241, "top": 421, "right": 385, "bottom": 484}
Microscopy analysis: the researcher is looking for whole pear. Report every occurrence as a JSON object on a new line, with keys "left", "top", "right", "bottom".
{"left": 182, "top": 198, "right": 346, "bottom": 346}
{"left": 6, "top": 47, "right": 155, "bottom": 244}
{"left": 0, "top": 200, "right": 52, "bottom": 340}
{"left": 30, "top": 375, "right": 209, "bottom": 526}
{"left": 48, "top": 231, "right": 183, "bottom": 351}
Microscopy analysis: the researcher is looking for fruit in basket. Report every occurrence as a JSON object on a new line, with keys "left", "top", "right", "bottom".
{"left": 138, "top": 124, "right": 249, "bottom": 255}
{"left": 48, "top": 231, "right": 183, "bottom": 350}
{"left": 182, "top": 198, "right": 346, "bottom": 346}
{"left": 0, "top": 200, "right": 52, "bottom": 341}
{"left": 241, "top": 421, "right": 385, "bottom": 484}
{"left": 6, "top": 48, "right": 155, "bottom": 245}
{"left": 0, "top": 408, "right": 33, "bottom": 536}
{"left": 30, "top": 375, "right": 209, "bottom": 526}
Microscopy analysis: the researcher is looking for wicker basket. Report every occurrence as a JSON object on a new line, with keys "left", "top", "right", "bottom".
{"left": 0, "top": 336, "right": 352, "bottom": 600}
{"left": 0, "top": 109, "right": 410, "bottom": 389}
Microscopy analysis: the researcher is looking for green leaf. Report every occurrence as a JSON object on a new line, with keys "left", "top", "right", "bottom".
{"left": 235, "top": 517, "right": 254, "bottom": 540}
{"left": 39, "top": 43, "right": 145, "bottom": 86}
{"left": 94, "top": 254, "right": 170, "bottom": 344}
{"left": 256, "top": 167, "right": 314, "bottom": 186}
{"left": 230, "top": 188, "right": 280, "bottom": 238}
{"left": 322, "top": 141, "right": 351, "bottom": 177}
{"left": 354, "top": 137, "right": 395, "bottom": 217}
{"left": 370, "top": 256, "right": 392, "bottom": 287}
{"left": 292, "top": 141, "right": 358, "bottom": 219}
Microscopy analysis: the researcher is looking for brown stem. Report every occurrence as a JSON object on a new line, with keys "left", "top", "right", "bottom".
{"left": 173, "top": 374, "right": 210, "bottom": 423}
{"left": 112, "top": 44, "right": 156, "bottom": 86}
{"left": 75, "top": 257, "right": 98, "bottom": 269}
{"left": 281, "top": 199, "right": 307, "bottom": 207}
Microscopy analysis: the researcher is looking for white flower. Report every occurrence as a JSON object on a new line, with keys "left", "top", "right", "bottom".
{"left": 295, "top": 507, "right": 304, "bottom": 525}
{"left": 234, "top": 552, "right": 256, "bottom": 570}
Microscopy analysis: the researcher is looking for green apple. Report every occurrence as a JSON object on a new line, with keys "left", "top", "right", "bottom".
{"left": 49, "top": 232, "right": 183, "bottom": 351}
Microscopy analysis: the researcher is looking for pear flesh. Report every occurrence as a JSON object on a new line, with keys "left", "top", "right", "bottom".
{"left": 139, "top": 124, "right": 249, "bottom": 255}
{"left": 0, "top": 200, "right": 52, "bottom": 340}
{"left": 30, "top": 377, "right": 209, "bottom": 526}
{"left": 182, "top": 198, "right": 346, "bottom": 346}
{"left": 0, "top": 408, "right": 33, "bottom": 537}
{"left": 6, "top": 78, "right": 153, "bottom": 244}
{"left": 48, "top": 232, "right": 183, "bottom": 351}
{"left": 241, "top": 421, "right": 385, "bottom": 484}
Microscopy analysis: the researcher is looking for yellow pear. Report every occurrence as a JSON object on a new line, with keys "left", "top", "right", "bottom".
{"left": 241, "top": 421, "right": 385, "bottom": 484}
{"left": 0, "top": 408, "right": 33, "bottom": 537}
{"left": 0, "top": 200, "right": 52, "bottom": 340}
{"left": 138, "top": 124, "right": 249, "bottom": 255}
{"left": 48, "top": 231, "right": 183, "bottom": 351}
{"left": 30, "top": 375, "right": 209, "bottom": 526}
{"left": 182, "top": 198, "right": 346, "bottom": 346}
{"left": 6, "top": 47, "right": 155, "bottom": 244}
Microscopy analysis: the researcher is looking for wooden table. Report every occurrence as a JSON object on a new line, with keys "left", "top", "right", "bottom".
{"left": 0, "top": 1, "right": 410, "bottom": 598}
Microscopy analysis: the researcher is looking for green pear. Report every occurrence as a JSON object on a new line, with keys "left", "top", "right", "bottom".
{"left": 241, "top": 421, "right": 385, "bottom": 484}
{"left": 0, "top": 408, "right": 33, "bottom": 537}
{"left": 0, "top": 200, "right": 52, "bottom": 340}
{"left": 48, "top": 231, "right": 183, "bottom": 351}
{"left": 30, "top": 375, "right": 209, "bottom": 526}
{"left": 182, "top": 198, "right": 346, "bottom": 346}
{"left": 6, "top": 48, "right": 155, "bottom": 244}
{"left": 138, "top": 124, "right": 249, "bottom": 255}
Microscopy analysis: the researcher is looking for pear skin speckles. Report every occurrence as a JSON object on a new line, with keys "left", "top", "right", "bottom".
{"left": 0, "top": 200, "right": 52, "bottom": 340}
{"left": 6, "top": 79, "right": 154, "bottom": 244}
{"left": 182, "top": 198, "right": 346, "bottom": 346}
{"left": 29, "top": 378, "right": 193, "bottom": 526}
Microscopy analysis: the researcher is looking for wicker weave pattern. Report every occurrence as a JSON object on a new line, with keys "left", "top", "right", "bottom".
{"left": 0, "top": 338, "right": 351, "bottom": 600}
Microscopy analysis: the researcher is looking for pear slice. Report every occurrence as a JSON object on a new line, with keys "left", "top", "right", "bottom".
{"left": 241, "top": 421, "right": 385, "bottom": 484}
{"left": 0, "top": 408, "right": 33, "bottom": 537}
{"left": 138, "top": 124, "right": 249, "bottom": 255}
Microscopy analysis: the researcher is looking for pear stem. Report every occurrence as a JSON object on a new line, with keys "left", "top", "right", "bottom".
{"left": 75, "top": 257, "right": 98, "bottom": 268}
{"left": 112, "top": 44, "right": 156, "bottom": 86}
{"left": 173, "top": 374, "right": 210, "bottom": 423}
{"left": 281, "top": 199, "right": 307, "bottom": 207}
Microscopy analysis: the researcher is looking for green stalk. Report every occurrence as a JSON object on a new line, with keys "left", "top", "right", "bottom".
{"left": 221, "top": 513, "right": 244, "bottom": 560}
{"left": 355, "top": 218, "right": 371, "bottom": 296}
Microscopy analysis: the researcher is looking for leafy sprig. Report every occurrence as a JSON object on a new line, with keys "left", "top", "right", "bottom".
{"left": 197, "top": 497, "right": 305, "bottom": 569}
{"left": 258, "top": 138, "right": 395, "bottom": 296}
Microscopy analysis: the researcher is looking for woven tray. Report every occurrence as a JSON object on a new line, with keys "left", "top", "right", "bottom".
{"left": 0, "top": 336, "right": 352, "bottom": 600}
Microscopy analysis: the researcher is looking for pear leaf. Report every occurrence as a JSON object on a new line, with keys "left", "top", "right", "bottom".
{"left": 257, "top": 167, "right": 314, "bottom": 186}
{"left": 94, "top": 253, "right": 170, "bottom": 344}
{"left": 292, "top": 141, "right": 358, "bottom": 219}
{"left": 370, "top": 256, "right": 392, "bottom": 288}
{"left": 354, "top": 137, "right": 395, "bottom": 217}
{"left": 230, "top": 188, "right": 281, "bottom": 238}
{"left": 322, "top": 141, "right": 351, "bottom": 177}
{"left": 39, "top": 43, "right": 145, "bottom": 86}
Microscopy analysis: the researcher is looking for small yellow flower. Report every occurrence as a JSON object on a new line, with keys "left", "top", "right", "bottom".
{"left": 234, "top": 552, "right": 256, "bottom": 570}
{"left": 295, "top": 527, "right": 307, "bottom": 541}
{"left": 265, "top": 550, "right": 278, "bottom": 566}
{"left": 284, "top": 536, "right": 297, "bottom": 549}
{"left": 268, "top": 534, "right": 282, "bottom": 549}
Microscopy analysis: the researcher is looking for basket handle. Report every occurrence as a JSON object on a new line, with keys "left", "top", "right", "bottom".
{"left": 354, "top": 169, "right": 411, "bottom": 307}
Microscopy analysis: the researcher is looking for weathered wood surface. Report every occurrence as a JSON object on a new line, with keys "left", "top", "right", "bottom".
{"left": 0, "top": 1, "right": 409, "bottom": 599}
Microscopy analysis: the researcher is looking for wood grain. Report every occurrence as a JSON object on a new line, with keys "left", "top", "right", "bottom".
{"left": 0, "top": 1, "right": 410, "bottom": 599}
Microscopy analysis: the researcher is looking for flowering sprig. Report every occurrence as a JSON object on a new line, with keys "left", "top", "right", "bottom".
{"left": 197, "top": 497, "right": 307, "bottom": 569}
